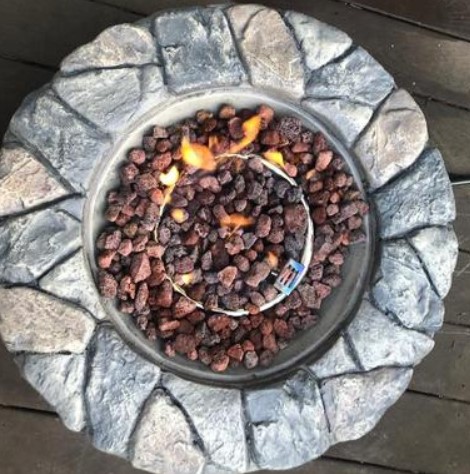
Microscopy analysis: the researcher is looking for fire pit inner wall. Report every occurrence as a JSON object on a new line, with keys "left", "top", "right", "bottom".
{"left": 84, "top": 87, "right": 376, "bottom": 388}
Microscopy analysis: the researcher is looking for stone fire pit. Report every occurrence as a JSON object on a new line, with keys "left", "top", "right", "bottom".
{"left": 0, "top": 4, "right": 458, "bottom": 474}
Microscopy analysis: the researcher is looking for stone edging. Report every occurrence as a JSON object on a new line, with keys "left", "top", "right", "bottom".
{"left": 0, "top": 4, "right": 458, "bottom": 473}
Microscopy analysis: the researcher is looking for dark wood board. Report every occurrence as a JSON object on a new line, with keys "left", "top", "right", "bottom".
{"left": 330, "top": 391, "right": 470, "bottom": 474}
{"left": 344, "top": 0, "right": 470, "bottom": 41}
{"left": 454, "top": 185, "right": 470, "bottom": 253}
{"left": 443, "top": 251, "right": 470, "bottom": 327}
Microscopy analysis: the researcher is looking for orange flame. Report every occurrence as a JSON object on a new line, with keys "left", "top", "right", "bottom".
{"left": 305, "top": 168, "right": 317, "bottom": 180}
{"left": 170, "top": 208, "right": 187, "bottom": 223}
{"left": 263, "top": 150, "right": 285, "bottom": 168}
{"left": 181, "top": 273, "right": 193, "bottom": 285}
{"left": 220, "top": 213, "right": 254, "bottom": 229}
{"left": 229, "top": 115, "right": 262, "bottom": 153}
{"left": 266, "top": 251, "right": 279, "bottom": 269}
{"left": 181, "top": 136, "right": 217, "bottom": 170}
{"left": 159, "top": 165, "right": 179, "bottom": 187}
{"left": 208, "top": 135, "right": 219, "bottom": 151}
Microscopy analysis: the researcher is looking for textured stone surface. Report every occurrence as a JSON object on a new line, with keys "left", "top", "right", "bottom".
{"left": 162, "top": 374, "right": 247, "bottom": 472}
{"left": 322, "top": 367, "right": 413, "bottom": 443}
{"left": 86, "top": 326, "right": 160, "bottom": 457}
{"left": 155, "top": 8, "right": 245, "bottom": 93}
{"left": 302, "top": 98, "right": 373, "bottom": 146}
{"left": 54, "top": 65, "right": 166, "bottom": 133}
{"left": 0, "top": 287, "right": 95, "bottom": 353}
{"left": 0, "top": 206, "right": 81, "bottom": 283}
{"left": 0, "top": 146, "right": 68, "bottom": 218}
{"left": 285, "top": 10, "right": 352, "bottom": 71}
{"left": 246, "top": 371, "right": 330, "bottom": 470}
{"left": 348, "top": 300, "right": 434, "bottom": 370}
{"left": 309, "top": 336, "right": 358, "bottom": 379}
{"left": 372, "top": 240, "right": 445, "bottom": 333}
{"left": 132, "top": 390, "right": 206, "bottom": 474}
{"left": 355, "top": 89, "right": 428, "bottom": 189}
{"left": 61, "top": 24, "right": 159, "bottom": 73}
{"left": 17, "top": 353, "right": 86, "bottom": 432}
{"left": 57, "top": 196, "right": 85, "bottom": 220}
{"left": 9, "top": 88, "right": 112, "bottom": 192}
{"left": 306, "top": 47, "right": 394, "bottom": 106}
{"left": 228, "top": 6, "right": 304, "bottom": 98}
{"left": 40, "top": 250, "right": 107, "bottom": 320}
{"left": 374, "top": 148, "right": 455, "bottom": 239}
{"left": 409, "top": 226, "right": 459, "bottom": 298}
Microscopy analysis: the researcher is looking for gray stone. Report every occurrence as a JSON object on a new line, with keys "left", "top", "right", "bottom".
{"left": 228, "top": 6, "right": 304, "bottom": 98}
{"left": 61, "top": 24, "right": 159, "bottom": 73}
{"left": 306, "top": 48, "right": 394, "bottom": 106}
{"left": 355, "top": 89, "right": 428, "bottom": 189}
{"left": 54, "top": 65, "right": 167, "bottom": 133}
{"left": 302, "top": 98, "right": 373, "bottom": 146}
{"left": 0, "top": 146, "right": 68, "bottom": 218}
{"left": 57, "top": 196, "right": 85, "bottom": 220}
{"left": 348, "top": 300, "right": 434, "bottom": 370}
{"left": 155, "top": 8, "right": 245, "bottom": 93}
{"left": 285, "top": 11, "right": 352, "bottom": 71}
{"left": 86, "top": 326, "right": 160, "bottom": 457}
{"left": 162, "top": 374, "right": 247, "bottom": 472}
{"left": 309, "top": 336, "right": 358, "bottom": 379}
{"left": 0, "top": 287, "right": 95, "bottom": 353}
{"left": 374, "top": 148, "right": 455, "bottom": 239}
{"left": 409, "top": 226, "right": 459, "bottom": 298}
{"left": 372, "top": 240, "right": 445, "bottom": 333}
{"left": 322, "top": 367, "right": 412, "bottom": 443}
{"left": 132, "top": 390, "right": 206, "bottom": 474}
{"left": 17, "top": 353, "right": 86, "bottom": 432}
{"left": 0, "top": 206, "right": 81, "bottom": 283}
{"left": 9, "top": 88, "right": 112, "bottom": 192}
{"left": 40, "top": 250, "right": 107, "bottom": 320}
{"left": 245, "top": 371, "right": 330, "bottom": 470}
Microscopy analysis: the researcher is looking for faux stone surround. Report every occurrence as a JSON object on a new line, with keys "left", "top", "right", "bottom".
{"left": 0, "top": 4, "right": 458, "bottom": 474}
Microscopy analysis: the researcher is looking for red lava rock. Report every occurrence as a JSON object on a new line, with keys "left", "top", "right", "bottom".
{"left": 118, "top": 239, "right": 133, "bottom": 256}
{"left": 211, "top": 353, "right": 230, "bottom": 372}
{"left": 227, "top": 344, "right": 244, "bottom": 362}
{"left": 259, "top": 350, "right": 275, "bottom": 367}
{"left": 246, "top": 262, "right": 271, "bottom": 287}
{"left": 263, "top": 333, "right": 278, "bottom": 353}
{"left": 257, "top": 104, "right": 274, "bottom": 127}
{"left": 104, "top": 230, "right": 122, "bottom": 250}
{"left": 207, "top": 315, "right": 231, "bottom": 332}
{"left": 312, "top": 207, "right": 327, "bottom": 225}
{"left": 255, "top": 214, "right": 272, "bottom": 238}
{"left": 225, "top": 235, "right": 245, "bottom": 256}
{"left": 130, "top": 253, "right": 151, "bottom": 283}
{"left": 328, "top": 252, "right": 345, "bottom": 266}
{"left": 244, "top": 351, "right": 259, "bottom": 369}
{"left": 218, "top": 266, "right": 238, "bottom": 288}
{"left": 98, "top": 250, "right": 116, "bottom": 269}
{"left": 228, "top": 117, "right": 244, "bottom": 139}
{"left": 120, "top": 163, "right": 139, "bottom": 184}
{"left": 146, "top": 242, "right": 165, "bottom": 258}
{"left": 199, "top": 176, "right": 221, "bottom": 193}
{"left": 315, "top": 150, "right": 333, "bottom": 172}
{"left": 154, "top": 280, "right": 173, "bottom": 308}
{"left": 174, "top": 297, "right": 197, "bottom": 318}
{"left": 119, "top": 275, "right": 136, "bottom": 299}
{"left": 128, "top": 148, "right": 146, "bottom": 165}
{"left": 219, "top": 104, "right": 236, "bottom": 119}
{"left": 174, "top": 256, "right": 194, "bottom": 274}
{"left": 159, "top": 320, "right": 180, "bottom": 331}
{"left": 164, "top": 342, "right": 176, "bottom": 357}
{"left": 284, "top": 204, "right": 307, "bottom": 233}
{"left": 260, "top": 319, "right": 273, "bottom": 335}
{"left": 135, "top": 283, "right": 149, "bottom": 311}
{"left": 99, "top": 271, "right": 118, "bottom": 298}
{"left": 174, "top": 334, "right": 197, "bottom": 354}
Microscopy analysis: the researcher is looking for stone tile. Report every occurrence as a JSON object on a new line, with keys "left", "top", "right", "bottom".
{"left": 302, "top": 98, "right": 373, "bottom": 146}
{"left": 285, "top": 10, "right": 352, "bottom": 72}
{"left": 86, "top": 326, "right": 160, "bottom": 457}
{"left": 60, "top": 24, "right": 159, "bottom": 73}
{"left": 39, "top": 250, "right": 107, "bottom": 320}
{"left": 228, "top": 5, "right": 304, "bottom": 98}
{"left": 309, "top": 336, "right": 358, "bottom": 379}
{"left": 9, "top": 88, "right": 112, "bottom": 192}
{"left": 347, "top": 300, "right": 434, "bottom": 370}
{"left": 372, "top": 240, "right": 444, "bottom": 333}
{"left": 16, "top": 353, "right": 86, "bottom": 432}
{"left": 355, "top": 89, "right": 428, "bottom": 189}
{"left": 321, "top": 367, "right": 413, "bottom": 444}
{"left": 0, "top": 287, "right": 95, "bottom": 354}
{"left": 0, "top": 206, "right": 81, "bottom": 283}
{"left": 155, "top": 8, "right": 245, "bottom": 93}
{"left": 132, "top": 390, "right": 206, "bottom": 474}
{"left": 54, "top": 65, "right": 166, "bottom": 133}
{"left": 408, "top": 226, "right": 459, "bottom": 298}
{"left": 306, "top": 47, "right": 394, "bottom": 107}
{"left": 0, "top": 146, "right": 68, "bottom": 218}
{"left": 245, "top": 371, "right": 329, "bottom": 470}
{"left": 373, "top": 148, "right": 455, "bottom": 239}
{"left": 57, "top": 196, "right": 85, "bottom": 220}
{"left": 162, "top": 373, "right": 247, "bottom": 472}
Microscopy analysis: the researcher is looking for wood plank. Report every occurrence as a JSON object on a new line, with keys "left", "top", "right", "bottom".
{"left": 444, "top": 251, "right": 470, "bottom": 327}
{"left": 454, "top": 185, "right": 470, "bottom": 252}
{"left": 344, "top": 0, "right": 470, "bottom": 41}
{"left": 0, "top": 58, "right": 53, "bottom": 137}
{"left": 329, "top": 391, "right": 470, "bottom": 474}
{"left": 411, "top": 323, "right": 470, "bottom": 402}
{"left": 416, "top": 98, "right": 470, "bottom": 176}
{"left": 0, "top": 0, "right": 138, "bottom": 68}
{"left": 0, "top": 341, "right": 51, "bottom": 412}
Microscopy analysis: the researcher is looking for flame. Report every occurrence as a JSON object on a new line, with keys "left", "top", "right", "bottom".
{"left": 229, "top": 115, "right": 262, "bottom": 153}
{"left": 160, "top": 165, "right": 180, "bottom": 187}
{"left": 171, "top": 208, "right": 187, "bottom": 223}
{"left": 263, "top": 151, "right": 284, "bottom": 168}
{"left": 208, "top": 135, "right": 219, "bottom": 151}
{"left": 266, "top": 251, "right": 279, "bottom": 269}
{"left": 181, "top": 273, "right": 193, "bottom": 285}
{"left": 181, "top": 136, "right": 217, "bottom": 170}
{"left": 220, "top": 213, "right": 254, "bottom": 229}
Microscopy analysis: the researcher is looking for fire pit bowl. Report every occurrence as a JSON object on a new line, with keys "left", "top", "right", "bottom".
{"left": 0, "top": 4, "right": 458, "bottom": 474}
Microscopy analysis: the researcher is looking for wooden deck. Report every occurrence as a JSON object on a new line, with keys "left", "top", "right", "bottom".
{"left": 1, "top": 1, "right": 469, "bottom": 473}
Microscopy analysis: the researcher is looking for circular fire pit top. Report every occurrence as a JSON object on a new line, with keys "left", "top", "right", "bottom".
{"left": 0, "top": 4, "right": 458, "bottom": 474}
